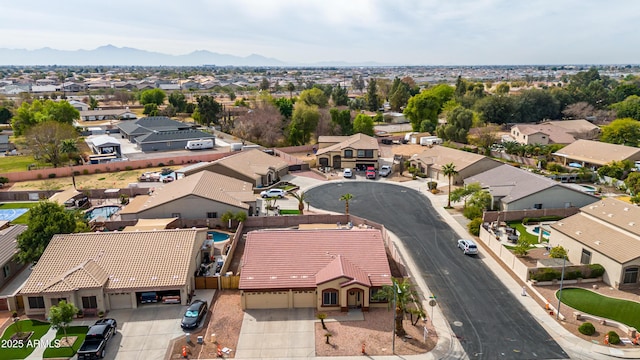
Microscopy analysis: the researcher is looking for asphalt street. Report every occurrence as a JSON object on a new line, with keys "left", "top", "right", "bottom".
{"left": 306, "top": 182, "right": 569, "bottom": 360}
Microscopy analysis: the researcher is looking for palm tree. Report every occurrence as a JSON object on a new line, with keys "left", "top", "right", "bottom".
{"left": 290, "top": 190, "right": 307, "bottom": 215}
{"left": 339, "top": 193, "right": 353, "bottom": 214}
{"left": 372, "top": 278, "right": 419, "bottom": 337}
{"left": 60, "top": 139, "right": 79, "bottom": 165}
{"left": 442, "top": 162, "right": 458, "bottom": 208}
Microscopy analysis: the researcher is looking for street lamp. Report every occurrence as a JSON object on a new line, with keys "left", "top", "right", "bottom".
{"left": 392, "top": 282, "right": 402, "bottom": 354}
{"left": 556, "top": 251, "right": 568, "bottom": 320}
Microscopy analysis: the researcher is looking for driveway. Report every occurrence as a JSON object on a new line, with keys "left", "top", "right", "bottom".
{"left": 235, "top": 308, "right": 315, "bottom": 358}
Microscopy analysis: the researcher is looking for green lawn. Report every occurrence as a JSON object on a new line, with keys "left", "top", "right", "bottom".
{"left": 42, "top": 326, "right": 89, "bottom": 358}
{"left": 507, "top": 221, "right": 544, "bottom": 245}
{"left": 0, "top": 319, "right": 51, "bottom": 359}
{"left": 0, "top": 202, "right": 39, "bottom": 224}
{"left": 0, "top": 155, "right": 41, "bottom": 173}
{"left": 557, "top": 288, "right": 640, "bottom": 330}
{"left": 279, "top": 209, "right": 301, "bottom": 215}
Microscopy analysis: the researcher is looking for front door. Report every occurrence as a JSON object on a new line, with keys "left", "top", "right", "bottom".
{"left": 332, "top": 155, "right": 341, "bottom": 169}
{"left": 347, "top": 289, "right": 362, "bottom": 308}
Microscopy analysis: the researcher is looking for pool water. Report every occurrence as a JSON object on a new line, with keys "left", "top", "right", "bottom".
{"left": 207, "top": 231, "right": 230, "bottom": 242}
{"left": 86, "top": 206, "right": 120, "bottom": 221}
{"left": 532, "top": 226, "right": 550, "bottom": 237}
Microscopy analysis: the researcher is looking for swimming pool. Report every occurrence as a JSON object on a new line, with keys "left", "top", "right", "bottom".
{"left": 207, "top": 231, "right": 230, "bottom": 242}
{"left": 532, "top": 226, "right": 550, "bottom": 237}
{"left": 86, "top": 205, "right": 120, "bottom": 221}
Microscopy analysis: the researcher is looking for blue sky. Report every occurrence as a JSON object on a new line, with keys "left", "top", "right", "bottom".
{"left": 2, "top": 0, "right": 639, "bottom": 65}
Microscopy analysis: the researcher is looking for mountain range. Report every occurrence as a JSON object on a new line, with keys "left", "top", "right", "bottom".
{"left": 0, "top": 45, "right": 384, "bottom": 67}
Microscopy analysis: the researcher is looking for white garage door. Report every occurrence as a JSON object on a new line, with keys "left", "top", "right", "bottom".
{"left": 245, "top": 291, "right": 288, "bottom": 309}
{"left": 293, "top": 291, "right": 315, "bottom": 308}
{"left": 109, "top": 293, "right": 133, "bottom": 310}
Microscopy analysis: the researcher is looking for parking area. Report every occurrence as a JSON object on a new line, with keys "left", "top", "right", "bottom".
{"left": 70, "top": 290, "right": 215, "bottom": 360}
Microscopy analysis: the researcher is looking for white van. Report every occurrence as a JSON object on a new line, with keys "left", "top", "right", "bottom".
{"left": 185, "top": 139, "right": 214, "bottom": 150}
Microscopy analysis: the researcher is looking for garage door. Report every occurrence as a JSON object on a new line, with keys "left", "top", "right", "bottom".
{"left": 109, "top": 293, "right": 133, "bottom": 310}
{"left": 245, "top": 291, "right": 288, "bottom": 309}
{"left": 293, "top": 291, "right": 314, "bottom": 308}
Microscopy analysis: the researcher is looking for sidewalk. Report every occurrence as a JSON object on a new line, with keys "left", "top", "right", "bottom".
{"left": 286, "top": 173, "right": 637, "bottom": 359}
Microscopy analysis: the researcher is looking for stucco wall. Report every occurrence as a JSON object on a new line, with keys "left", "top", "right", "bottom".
{"left": 135, "top": 195, "right": 249, "bottom": 220}
{"left": 505, "top": 186, "right": 598, "bottom": 211}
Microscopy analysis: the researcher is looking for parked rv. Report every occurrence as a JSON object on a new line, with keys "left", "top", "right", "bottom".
{"left": 185, "top": 139, "right": 214, "bottom": 150}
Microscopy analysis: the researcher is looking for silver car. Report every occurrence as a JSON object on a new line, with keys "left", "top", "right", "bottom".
{"left": 379, "top": 165, "right": 392, "bottom": 177}
{"left": 458, "top": 239, "right": 479, "bottom": 255}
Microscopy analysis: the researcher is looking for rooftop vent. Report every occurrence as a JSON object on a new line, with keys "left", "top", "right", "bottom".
{"left": 630, "top": 222, "right": 635, "bottom": 226}
{"left": 576, "top": 231, "right": 582, "bottom": 235}
{"left": 594, "top": 240, "right": 601, "bottom": 245}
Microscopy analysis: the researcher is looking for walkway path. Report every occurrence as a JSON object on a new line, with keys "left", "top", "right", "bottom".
{"left": 24, "top": 326, "right": 57, "bottom": 360}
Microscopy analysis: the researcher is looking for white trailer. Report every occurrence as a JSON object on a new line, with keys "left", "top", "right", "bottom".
{"left": 420, "top": 136, "right": 442, "bottom": 146}
{"left": 230, "top": 143, "right": 243, "bottom": 151}
{"left": 185, "top": 139, "right": 214, "bottom": 150}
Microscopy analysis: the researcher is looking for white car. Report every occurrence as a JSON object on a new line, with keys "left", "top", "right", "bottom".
{"left": 343, "top": 168, "right": 353, "bottom": 178}
{"left": 260, "top": 189, "right": 286, "bottom": 198}
{"left": 379, "top": 165, "right": 392, "bottom": 177}
{"left": 458, "top": 239, "right": 479, "bottom": 255}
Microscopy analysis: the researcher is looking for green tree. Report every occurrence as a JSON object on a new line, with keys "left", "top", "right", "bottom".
{"left": 11, "top": 99, "right": 79, "bottom": 135}
{"left": 601, "top": 118, "right": 640, "bottom": 146}
{"left": 0, "top": 106, "right": 12, "bottom": 124}
{"left": 88, "top": 96, "right": 99, "bottom": 110}
{"left": 437, "top": 106, "right": 473, "bottom": 143}
{"left": 290, "top": 190, "right": 307, "bottom": 215}
{"left": 299, "top": 88, "right": 328, "bottom": 108}
{"left": 404, "top": 92, "right": 440, "bottom": 132}
{"left": 329, "top": 108, "right": 352, "bottom": 135}
{"left": 331, "top": 85, "right": 349, "bottom": 106}
{"left": 259, "top": 77, "right": 270, "bottom": 91}
{"left": 366, "top": 79, "right": 380, "bottom": 112}
{"left": 139, "top": 88, "right": 166, "bottom": 106}
{"left": 287, "top": 103, "right": 319, "bottom": 145}
{"left": 352, "top": 75, "right": 365, "bottom": 93}
{"left": 495, "top": 83, "right": 510, "bottom": 95}
{"left": 143, "top": 103, "right": 158, "bottom": 116}
{"left": 442, "top": 163, "right": 458, "bottom": 208}
{"left": 195, "top": 95, "right": 222, "bottom": 127}
{"left": 372, "top": 278, "right": 420, "bottom": 337}
{"left": 25, "top": 122, "right": 78, "bottom": 167}
{"left": 339, "top": 193, "right": 353, "bottom": 214}
{"left": 450, "top": 183, "right": 482, "bottom": 207}
{"left": 612, "top": 95, "right": 640, "bottom": 121}
{"left": 353, "top": 113, "right": 374, "bottom": 136}
{"left": 514, "top": 88, "right": 560, "bottom": 123}
{"left": 49, "top": 300, "right": 78, "bottom": 347}
{"left": 286, "top": 82, "right": 296, "bottom": 98}
{"left": 168, "top": 92, "right": 187, "bottom": 112}
{"left": 17, "top": 201, "right": 78, "bottom": 263}
{"left": 474, "top": 95, "right": 516, "bottom": 125}
{"left": 549, "top": 246, "right": 567, "bottom": 259}
{"left": 624, "top": 172, "right": 640, "bottom": 196}
{"left": 274, "top": 97, "right": 294, "bottom": 119}
{"left": 513, "top": 239, "right": 531, "bottom": 257}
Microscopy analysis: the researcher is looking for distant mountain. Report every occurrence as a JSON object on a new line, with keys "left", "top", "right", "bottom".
{"left": 0, "top": 45, "right": 287, "bottom": 66}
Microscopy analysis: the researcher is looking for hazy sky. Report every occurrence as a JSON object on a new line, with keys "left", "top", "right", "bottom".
{"left": 2, "top": 0, "right": 639, "bottom": 65}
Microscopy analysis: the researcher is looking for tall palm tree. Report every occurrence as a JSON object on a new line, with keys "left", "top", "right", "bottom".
{"left": 339, "top": 193, "right": 353, "bottom": 214}
{"left": 290, "top": 190, "right": 307, "bottom": 215}
{"left": 372, "top": 278, "right": 420, "bottom": 337}
{"left": 442, "top": 162, "right": 458, "bottom": 208}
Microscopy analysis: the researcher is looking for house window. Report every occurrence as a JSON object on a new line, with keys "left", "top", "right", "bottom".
{"left": 370, "top": 288, "right": 386, "bottom": 303}
{"left": 357, "top": 150, "right": 374, "bottom": 158}
{"left": 207, "top": 212, "right": 218, "bottom": 219}
{"left": 82, "top": 296, "right": 98, "bottom": 309}
{"left": 28, "top": 296, "right": 45, "bottom": 309}
{"left": 322, "top": 289, "right": 338, "bottom": 306}
{"left": 171, "top": 213, "right": 181, "bottom": 218}
{"left": 623, "top": 267, "right": 639, "bottom": 284}
{"left": 533, "top": 204, "right": 542, "bottom": 209}
{"left": 580, "top": 249, "right": 592, "bottom": 264}
{"left": 357, "top": 150, "right": 365, "bottom": 158}
{"left": 344, "top": 150, "right": 353, "bottom": 158}
{"left": 3, "top": 264, "right": 9, "bottom": 278}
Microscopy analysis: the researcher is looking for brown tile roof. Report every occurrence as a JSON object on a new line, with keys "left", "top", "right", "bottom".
{"left": 121, "top": 170, "right": 252, "bottom": 215}
{"left": 579, "top": 198, "right": 640, "bottom": 237}
{"left": 544, "top": 119, "right": 600, "bottom": 134}
{"left": 553, "top": 140, "right": 640, "bottom": 166}
{"left": 315, "top": 133, "right": 380, "bottom": 156}
{"left": 212, "top": 149, "right": 288, "bottom": 179}
{"left": 0, "top": 225, "right": 26, "bottom": 265}
{"left": 412, "top": 146, "right": 497, "bottom": 171}
{"left": 513, "top": 124, "right": 576, "bottom": 144}
{"left": 240, "top": 229, "right": 392, "bottom": 290}
{"left": 21, "top": 229, "right": 204, "bottom": 294}
{"left": 121, "top": 218, "right": 179, "bottom": 231}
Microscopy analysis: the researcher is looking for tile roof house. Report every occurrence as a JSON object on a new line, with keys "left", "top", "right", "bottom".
{"left": 464, "top": 164, "right": 599, "bottom": 211}
{"left": 192, "top": 149, "right": 289, "bottom": 188}
{"left": 409, "top": 146, "right": 503, "bottom": 185}
{"left": 552, "top": 139, "right": 640, "bottom": 168}
{"left": 80, "top": 109, "right": 137, "bottom": 121}
{"left": 239, "top": 228, "right": 392, "bottom": 311}
{"left": 120, "top": 170, "right": 255, "bottom": 221}
{"left": 117, "top": 116, "right": 214, "bottom": 152}
{"left": 550, "top": 198, "right": 640, "bottom": 289}
{"left": 0, "top": 225, "right": 27, "bottom": 309}
{"left": 20, "top": 229, "right": 206, "bottom": 316}
{"left": 315, "top": 133, "right": 380, "bottom": 170}
{"left": 510, "top": 124, "right": 577, "bottom": 145}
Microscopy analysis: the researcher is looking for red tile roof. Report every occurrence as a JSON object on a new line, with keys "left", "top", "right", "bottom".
{"left": 240, "top": 229, "right": 392, "bottom": 290}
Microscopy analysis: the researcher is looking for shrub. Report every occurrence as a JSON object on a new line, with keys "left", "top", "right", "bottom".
{"left": 37, "top": 174, "right": 43, "bottom": 179}
{"left": 95, "top": 169, "right": 101, "bottom": 174}
{"left": 158, "top": 163, "right": 165, "bottom": 167}
{"left": 549, "top": 246, "right": 567, "bottom": 259}
{"left": 588, "top": 264, "right": 605, "bottom": 278}
{"left": 468, "top": 217, "right": 482, "bottom": 236}
{"left": 463, "top": 205, "right": 483, "bottom": 220}
{"left": 83, "top": 169, "right": 89, "bottom": 175}
{"left": 564, "top": 270, "right": 583, "bottom": 280}
{"left": 48, "top": 173, "right": 56, "bottom": 178}
{"left": 607, "top": 331, "right": 620, "bottom": 344}
{"left": 578, "top": 322, "right": 595, "bottom": 335}
{"left": 531, "top": 268, "right": 561, "bottom": 281}
{"left": 105, "top": 167, "right": 111, "bottom": 172}
{"left": 125, "top": 166, "right": 133, "bottom": 171}
{"left": 73, "top": 171, "right": 80, "bottom": 176}
{"left": 427, "top": 181, "right": 438, "bottom": 190}
{"left": 168, "top": 160, "right": 175, "bottom": 165}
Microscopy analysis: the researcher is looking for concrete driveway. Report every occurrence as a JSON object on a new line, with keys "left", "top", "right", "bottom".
{"left": 235, "top": 308, "right": 315, "bottom": 358}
